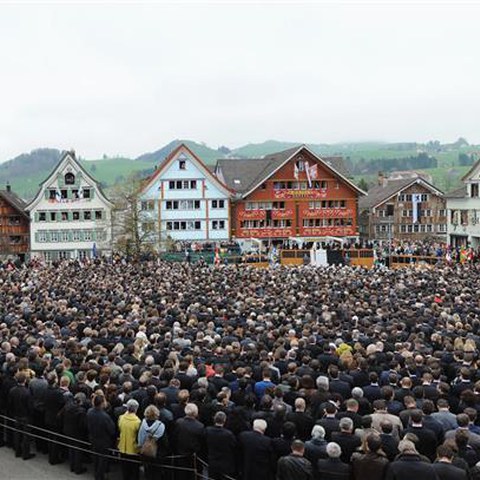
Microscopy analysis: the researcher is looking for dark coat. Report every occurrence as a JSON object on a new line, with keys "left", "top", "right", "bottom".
{"left": 317, "top": 457, "right": 351, "bottom": 480}
{"left": 174, "top": 416, "right": 205, "bottom": 457}
{"left": 380, "top": 433, "right": 399, "bottom": 461}
{"left": 8, "top": 384, "right": 32, "bottom": 419}
{"left": 62, "top": 400, "right": 88, "bottom": 440}
{"left": 276, "top": 454, "right": 313, "bottom": 480}
{"left": 432, "top": 462, "right": 468, "bottom": 480}
{"left": 351, "top": 452, "right": 389, "bottom": 480}
{"left": 401, "top": 426, "right": 438, "bottom": 461}
{"left": 86, "top": 407, "right": 116, "bottom": 451}
{"left": 331, "top": 431, "right": 362, "bottom": 463}
{"left": 205, "top": 425, "right": 237, "bottom": 476}
{"left": 304, "top": 438, "right": 328, "bottom": 467}
{"left": 386, "top": 454, "right": 439, "bottom": 480}
{"left": 44, "top": 385, "right": 65, "bottom": 428}
{"left": 239, "top": 430, "right": 274, "bottom": 480}
{"left": 286, "top": 411, "right": 314, "bottom": 441}
{"left": 316, "top": 417, "right": 340, "bottom": 441}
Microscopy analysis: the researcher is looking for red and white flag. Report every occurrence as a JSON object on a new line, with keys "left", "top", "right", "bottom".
{"left": 214, "top": 244, "right": 221, "bottom": 266}
{"left": 309, "top": 163, "right": 318, "bottom": 180}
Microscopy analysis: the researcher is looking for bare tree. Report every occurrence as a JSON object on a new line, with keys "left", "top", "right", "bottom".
{"left": 110, "top": 175, "right": 156, "bottom": 256}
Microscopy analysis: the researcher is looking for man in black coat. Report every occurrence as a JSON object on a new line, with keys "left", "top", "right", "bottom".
{"left": 317, "top": 442, "right": 351, "bottom": 480}
{"left": 205, "top": 411, "right": 237, "bottom": 480}
{"left": 401, "top": 409, "right": 438, "bottom": 461}
{"left": 43, "top": 372, "right": 66, "bottom": 464}
{"left": 174, "top": 402, "right": 206, "bottom": 480}
{"left": 239, "top": 418, "right": 275, "bottom": 480}
{"left": 87, "top": 394, "right": 116, "bottom": 480}
{"left": 331, "top": 417, "right": 361, "bottom": 463}
{"left": 276, "top": 440, "right": 313, "bottom": 480}
{"left": 62, "top": 393, "right": 88, "bottom": 474}
{"left": 386, "top": 439, "right": 439, "bottom": 480}
{"left": 286, "top": 398, "right": 314, "bottom": 442}
{"left": 432, "top": 445, "right": 468, "bottom": 480}
{"left": 7, "top": 372, "right": 34, "bottom": 459}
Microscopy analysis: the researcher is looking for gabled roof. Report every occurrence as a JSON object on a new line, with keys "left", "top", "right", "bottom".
{"left": 216, "top": 145, "right": 364, "bottom": 197}
{"left": 445, "top": 185, "right": 467, "bottom": 199}
{"left": 26, "top": 151, "right": 114, "bottom": 210}
{"left": 462, "top": 159, "right": 480, "bottom": 181}
{"left": 359, "top": 177, "right": 444, "bottom": 210}
{"left": 0, "top": 189, "right": 29, "bottom": 219}
{"left": 139, "top": 143, "right": 233, "bottom": 196}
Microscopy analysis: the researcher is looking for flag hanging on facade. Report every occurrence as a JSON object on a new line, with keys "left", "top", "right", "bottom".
{"left": 294, "top": 162, "right": 299, "bottom": 180}
{"left": 412, "top": 194, "right": 421, "bottom": 223}
{"left": 309, "top": 163, "right": 318, "bottom": 181}
{"left": 305, "top": 161, "right": 312, "bottom": 188}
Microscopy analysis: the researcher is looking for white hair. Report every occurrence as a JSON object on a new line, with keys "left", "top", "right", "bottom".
{"left": 311, "top": 425, "right": 325, "bottom": 440}
{"left": 326, "top": 442, "right": 342, "bottom": 459}
{"left": 184, "top": 403, "right": 198, "bottom": 418}
{"left": 253, "top": 419, "right": 267, "bottom": 433}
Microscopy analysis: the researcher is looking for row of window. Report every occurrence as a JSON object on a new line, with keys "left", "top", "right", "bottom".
{"left": 143, "top": 220, "right": 227, "bottom": 231}
{"left": 38, "top": 210, "right": 105, "bottom": 222}
{"left": 375, "top": 224, "right": 447, "bottom": 234}
{"left": 240, "top": 220, "right": 292, "bottom": 229}
{"left": 168, "top": 180, "right": 197, "bottom": 190}
{"left": 401, "top": 209, "right": 447, "bottom": 217}
{"left": 398, "top": 193, "right": 429, "bottom": 202}
{"left": 47, "top": 188, "right": 92, "bottom": 200}
{"left": 43, "top": 250, "right": 93, "bottom": 261}
{"left": 36, "top": 229, "right": 106, "bottom": 243}
{"left": 303, "top": 218, "right": 353, "bottom": 227}
{"left": 140, "top": 199, "right": 226, "bottom": 211}
{"left": 0, "top": 235, "right": 24, "bottom": 245}
{"left": 309, "top": 200, "right": 347, "bottom": 209}
{"left": 245, "top": 201, "right": 286, "bottom": 211}
{"left": 273, "top": 180, "right": 337, "bottom": 190}
{"left": 0, "top": 216, "right": 22, "bottom": 226}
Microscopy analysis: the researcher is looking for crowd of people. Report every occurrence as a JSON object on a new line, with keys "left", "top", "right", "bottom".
{"left": 2, "top": 257, "right": 480, "bottom": 480}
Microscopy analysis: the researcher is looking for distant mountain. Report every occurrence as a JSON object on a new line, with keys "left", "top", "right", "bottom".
{"left": 2, "top": 138, "right": 478, "bottom": 201}
{"left": 136, "top": 139, "right": 227, "bottom": 165}
{"left": 0, "top": 148, "right": 63, "bottom": 200}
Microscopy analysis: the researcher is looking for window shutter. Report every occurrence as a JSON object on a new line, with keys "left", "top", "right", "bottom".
{"left": 44, "top": 190, "right": 49, "bottom": 200}
{"left": 90, "top": 189, "right": 95, "bottom": 199}
{"left": 34, "top": 233, "right": 39, "bottom": 242}
{"left": 34, "top": 212, "right": 39, "bottom": 222}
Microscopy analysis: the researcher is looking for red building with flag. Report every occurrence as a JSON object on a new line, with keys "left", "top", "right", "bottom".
{"left": 215, "top": 145, "right": 365, "bottom": 244}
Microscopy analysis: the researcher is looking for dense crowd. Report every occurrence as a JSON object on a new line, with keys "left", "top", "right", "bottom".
{"left": 2, "top": 258, "right": 480, "bottom": 480}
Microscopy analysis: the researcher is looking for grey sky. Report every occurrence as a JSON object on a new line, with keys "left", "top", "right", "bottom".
{"left": 0, "top": 1, "right": 479, "bottom": 159}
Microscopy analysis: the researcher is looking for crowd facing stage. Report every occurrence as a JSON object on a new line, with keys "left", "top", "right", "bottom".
{"left": 2, "top": 257, "right": 480, "bottom": 479}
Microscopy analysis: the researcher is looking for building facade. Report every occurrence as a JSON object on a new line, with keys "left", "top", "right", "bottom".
{"left": 0, "top": 185, "right": 30, "bottom": 261}
{"left": 446, "top": 161, "right": 480, "bottom": 247}
{"left": 359, "top": 175, "right": 447, "bottom": 241}
{"left": 138, "top": 144, "right": 232, "bottom": 248}
{"left": 26, "top": 151, "right": 114, "bottom": 261}
{"left": 216, "top": 145, "right": 365, "bottom": 244}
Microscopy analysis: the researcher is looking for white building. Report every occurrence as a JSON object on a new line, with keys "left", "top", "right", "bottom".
{"left": 447, "top": 160, "right": 480, "bottom": 247}
{"left": 138, "top": 143, "right": 232, "bottom": 248}
{"left": 26, "top": 151, "right": 114, "bottom": 261}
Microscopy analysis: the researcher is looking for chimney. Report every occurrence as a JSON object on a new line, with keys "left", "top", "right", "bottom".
{"left": 378, "top": 171, "right": 387, "bottom": 187}
{"left": 6, "top": 182, "right": 11, "bottom": 193}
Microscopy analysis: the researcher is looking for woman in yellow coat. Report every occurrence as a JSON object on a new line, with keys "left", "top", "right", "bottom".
{"left": 118, "top": 398, "right": 141, "bottom": 480}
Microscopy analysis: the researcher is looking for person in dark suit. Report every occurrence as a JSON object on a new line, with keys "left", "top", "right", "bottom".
{"left": 401, "top": 409, "right": 438, "bottom": 461}
{"left": 331, "top": 417, "right": 362, "bottom": 463}
{"left": 362, "top": 373, "right": 383, "bottom": 403}
{"left": 386, "top": 439, "right": 438, "bottom": 480}
{"left": 43, "top": 372, "right": 66, "bottom": 465}
{"left": 174, "top": 402, "right": 206, "bottom": 480}
{"left": 239, "top": 418, "right": 275, "bottom": 480}
{"left": 328, "top": 366, "right": 351, "bottom": 400}
{"left": 7, "top": 372, "right": 34, "bottom": 460}
{"left": 206, "top": 411, "right": 237, "bottom": 480}
{"left": 380, "top": 421, "right": 399, "bottom": 461}
{"left": 87, "top": 394, "right": 116, "bottom": 480}
{"left": 316, "top": 403, "right": 340, "bottom": 441}
{"left": 317, "top": 442, "right": 351, "bottom": 480}
{"left": 432, "top": 445, "right": 468, "bottom": 480}
{"left": 286, "top": 398, "right": 314, "bottom": 441}
{"left": 338, "top": 398, "right": 363, "bottom": 430}
{"left": 276, "top": 440, "right": 313, "bottom": 480}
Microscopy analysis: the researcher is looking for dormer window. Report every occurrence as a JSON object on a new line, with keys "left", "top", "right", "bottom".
{"left": 472, "top": 183, "right": 479, "bottom": 198}
{"left": 296, "top": 159, "right": 305, "bottom": 172}
{"left": 179, "top": 160, "right": 187, "bottom": 170}
{"left": 65, "top": 172, "right": 75, "bottom": 185}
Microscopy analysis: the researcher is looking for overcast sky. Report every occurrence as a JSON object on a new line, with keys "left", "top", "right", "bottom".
{"left": 0, "top": 1, "right": 479, "bottom": 160}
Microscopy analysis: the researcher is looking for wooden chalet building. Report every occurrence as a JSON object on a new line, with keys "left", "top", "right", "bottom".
{"left": 0, "top": 184, "right": 30, "bottom": 261}
{"left": 215, "top": 145, "right": 365, "bottom": 245}
{"left": 359, "top": 174, "right": 447, "bottom": 241}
